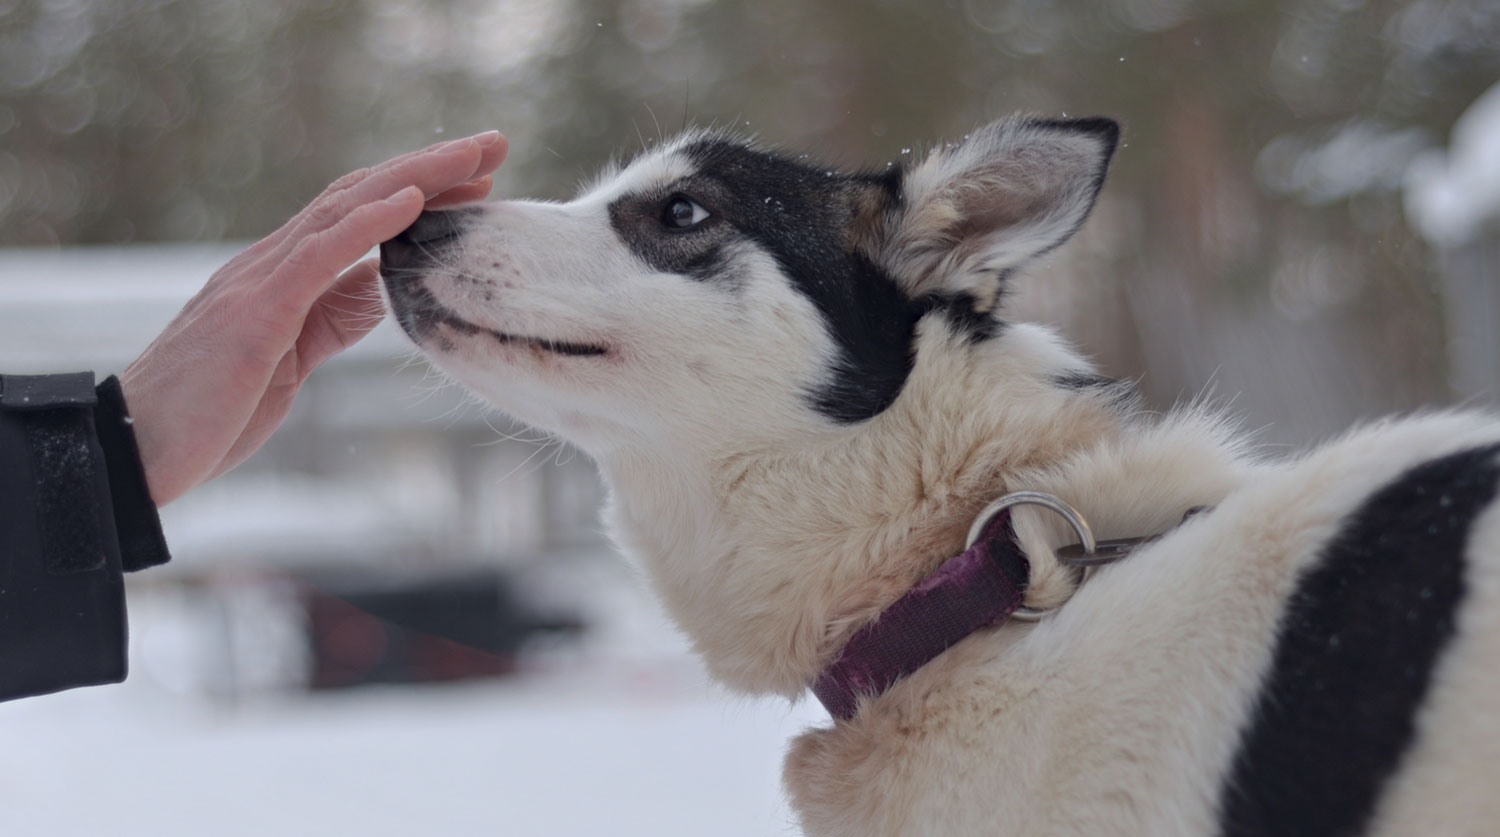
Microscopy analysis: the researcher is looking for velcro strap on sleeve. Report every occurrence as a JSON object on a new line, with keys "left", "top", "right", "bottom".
{"left": 0, "top": 372, "right": 98, "bottom": 412}
{"left": 3, "top": 373, "right": 109, "bottom": 574}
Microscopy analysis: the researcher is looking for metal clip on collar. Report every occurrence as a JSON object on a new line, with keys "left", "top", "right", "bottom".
{"left": 965, "top": 491, "right": 1096, "bottom": 621}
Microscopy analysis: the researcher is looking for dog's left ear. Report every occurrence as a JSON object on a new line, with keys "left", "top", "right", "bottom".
{"left": 875, "top": 116, "right": 1119, "bottom": 310}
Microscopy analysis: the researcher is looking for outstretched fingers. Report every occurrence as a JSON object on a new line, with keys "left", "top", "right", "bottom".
{"left": 425, "top": 175, "right": 494, "bottom": 209}
{"left": 260, "top": 139, "right": 480, "bottom": 264}
{"left": 247, "top": 132, "right": 506, "bottom": 274}
{"left": 463, "top": 133, "right": 507, "bottom": 185}
{"left": 272, "top": 185, "right": 426, "bottom": 314}
{"left": 333, "top": 132, "right": 504, "bottom": 209}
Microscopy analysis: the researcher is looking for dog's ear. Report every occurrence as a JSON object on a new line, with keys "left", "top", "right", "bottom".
{"left": 875, "top": 116, "right": 1119, "bottom": 310}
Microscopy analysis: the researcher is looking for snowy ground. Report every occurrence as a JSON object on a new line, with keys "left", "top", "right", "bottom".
{"left": 0, "top": 556, "right": 826, "bottom": 836}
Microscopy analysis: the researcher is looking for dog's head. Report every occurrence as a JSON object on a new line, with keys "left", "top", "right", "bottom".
{"left": 381, "top": 117, "right": 1118, "bottom": 455}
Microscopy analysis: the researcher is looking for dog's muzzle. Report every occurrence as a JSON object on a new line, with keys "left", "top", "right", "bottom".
{"left": 380, "top": 208, "right": 474, "bottom": 272}
{"left": 380, "top": 208, "right": 477, "bottom": 341}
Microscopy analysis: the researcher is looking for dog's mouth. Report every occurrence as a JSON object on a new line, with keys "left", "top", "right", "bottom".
{"left": 490, "top": 330, "right": 609, "bottom": 357}
{"left": 383, "top": 271, "right": 608, "bottom": 358}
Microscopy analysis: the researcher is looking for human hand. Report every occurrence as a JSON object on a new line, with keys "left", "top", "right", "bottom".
{"left": 121, "top": 131, "right": 508, "bottom": 506}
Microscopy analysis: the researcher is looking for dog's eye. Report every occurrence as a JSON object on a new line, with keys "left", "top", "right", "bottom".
{"left": 661, "top": 195, "right": 710, "bottom": 230}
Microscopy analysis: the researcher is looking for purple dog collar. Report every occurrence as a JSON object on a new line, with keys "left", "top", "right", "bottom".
{"left": 810, "top": 491, "right": 1107, "bottom": 721}
{"left": 810, "top": 509, "right": 1031, "bottom": 720}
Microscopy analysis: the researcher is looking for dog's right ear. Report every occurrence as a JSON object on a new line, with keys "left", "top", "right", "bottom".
{"left": 873, "top": 116, "right": 1119, "bottom": 310}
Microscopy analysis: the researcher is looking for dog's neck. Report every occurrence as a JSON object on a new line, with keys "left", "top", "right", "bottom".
{"left": 596, "top": 322, "right": 1251, "bottom": 697}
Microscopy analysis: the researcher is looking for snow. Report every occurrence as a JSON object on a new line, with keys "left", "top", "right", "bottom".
{"left": 2, "top": 679, "right": 819, "bottom": 835}
{"left": 156, "top": 474, "right": 439, "bottom": 564}
{"left": 1255, "top": 118, "right": 1428, "bottom": 205}
{"left": 1405, "top": 78, "right": 1500, "bottom": 246}
{"left": 2, "top": 678, "right": 820, "bottom": 835}
{"left": 0, "top": 244, "right": 413, "bottom": 373}
{"left": 0, "top": 558, "right": 826, "bottom": 836}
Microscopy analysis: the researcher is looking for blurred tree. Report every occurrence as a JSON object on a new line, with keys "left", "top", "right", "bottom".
{"left": 2, "top": 0, "right": 1497, "bottom": 440}
{"left": 0, "top": 0, "right": 379, "bottom": 242}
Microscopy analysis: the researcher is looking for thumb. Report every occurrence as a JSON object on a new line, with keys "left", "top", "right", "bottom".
{"left": 297, "top": 258, "right": 388, "bottom": 371}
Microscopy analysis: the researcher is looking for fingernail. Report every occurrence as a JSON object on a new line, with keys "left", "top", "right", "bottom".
{"left": 384, "top": 185, "right": 422, "bottom": 204}
{"left": 473, "top": 130, "right": 502, "bottom": 146}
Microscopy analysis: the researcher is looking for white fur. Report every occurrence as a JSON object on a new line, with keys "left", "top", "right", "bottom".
{"left": 385, "top": 122, "right": 1500, "bottom": 835}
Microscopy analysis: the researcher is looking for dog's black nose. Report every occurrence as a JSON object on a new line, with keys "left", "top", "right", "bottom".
{"left": 380, "top": 208, "right": 471, "bottom": 271}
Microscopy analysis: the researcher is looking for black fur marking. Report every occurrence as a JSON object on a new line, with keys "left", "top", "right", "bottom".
{"left": 1029, "top": 116, "right": 1121, "bottom": 145}
{"left": 1050, "top": 371, "right": 1138, "bottom": 413}
{"left": 686, "top": 142, "right": 935, "bottom": 423}
{"left": 608, "top": 139, "right": 997, "bottom": 423}
{"left": 1216, "top": 442, "right": 1500, "bottom": 837}
{"left": 1051, "top": 371, "right": 1117, "bottom": 390}
{"left": 919, "top": 292, "right": 1002, "bottom": 344}
{"left": 683, "top": 244, "right": 727, "bottom": 282}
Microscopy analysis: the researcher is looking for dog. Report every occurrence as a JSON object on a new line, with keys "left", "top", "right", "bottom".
{"left": 380, "top": 116, "right": 1500, "bottom": 836}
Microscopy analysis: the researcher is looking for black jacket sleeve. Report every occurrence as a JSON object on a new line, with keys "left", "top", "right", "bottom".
{"left": 1, "top": 372, "right": 171, "bottom": 702}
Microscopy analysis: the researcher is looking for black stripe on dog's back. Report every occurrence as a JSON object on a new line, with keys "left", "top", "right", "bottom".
{"left": 1216, "top": 442, "right": 1500, "bottom": 837}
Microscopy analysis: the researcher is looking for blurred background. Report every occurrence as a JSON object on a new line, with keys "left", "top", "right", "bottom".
{"left": 1, "top": 0, "right": 1498, "bottom": 834}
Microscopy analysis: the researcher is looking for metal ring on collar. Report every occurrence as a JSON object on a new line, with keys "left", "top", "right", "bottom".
{"left": 965, "top": 490, "right": 1097, "bottom": 622}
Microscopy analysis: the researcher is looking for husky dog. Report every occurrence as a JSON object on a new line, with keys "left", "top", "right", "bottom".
{"left": 381, "top": 117, "right": 1500, "bottom": 836}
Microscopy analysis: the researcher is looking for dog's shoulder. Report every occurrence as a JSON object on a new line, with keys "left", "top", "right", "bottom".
{"left": 1197, "top": 410, "right": 1500, "bottom": 837}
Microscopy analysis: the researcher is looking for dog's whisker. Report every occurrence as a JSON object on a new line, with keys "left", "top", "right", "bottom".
{"left": 645, "top": 101, "right": 662, "bottom": 144}
{"left": 487, "top": 433, "right": 559, "bottom": 486}
{"left": 632, "top": 117, "right": 647, "bottom": 153}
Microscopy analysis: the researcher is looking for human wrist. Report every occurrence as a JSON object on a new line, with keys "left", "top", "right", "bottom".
{"left": 115, "top": 369, "right": 171, "bottom": 506}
